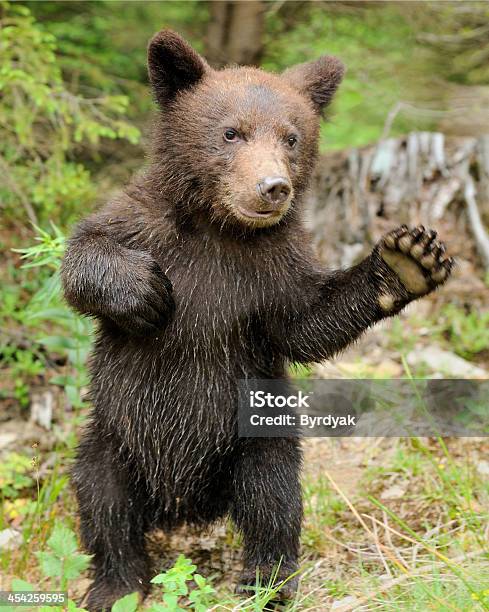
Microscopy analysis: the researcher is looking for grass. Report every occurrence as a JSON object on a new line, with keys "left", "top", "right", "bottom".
{"left": 299, "top": 437, "right": 489, "bottom": 610}
{"left": 434, "top": 304, "right": 489, "bottom": 361}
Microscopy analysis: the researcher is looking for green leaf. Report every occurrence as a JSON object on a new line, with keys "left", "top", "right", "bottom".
{"left": 26, "top": 308, "right": 72, "bottom": 321}
{"left": 162, "top": 594, "right": 182, "bottom": 609}
{"left": 65, "top": 384, "right": 83, "bottom": 407}
{"left": 39, "top": 336, "right": 80, "bottom": 350}
{"left": 11, "top": 579, "right": 34, "bottom": 591}
{"left": 111, "top": 592, "right": 139, "bottom": 612}
{"left": 49, "top": 374, "right": 77, "bottom": 387}
{"left": 145, "top": 605, "right": 166, "bottom": 612}
{"left": 47, "top": 524, "right": 78, "bottom": 556}
{"left": 36, "top": 551, "right": 63, "bottom": 577}
{"left": 193, "top": 574, "right": 205, "bottom": 588}
{"left": 63, "top": 554, "right": 92, "bottom": 580}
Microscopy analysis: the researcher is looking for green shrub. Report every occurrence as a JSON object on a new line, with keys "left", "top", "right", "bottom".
{"left": 1, "top": 225, "right": 92, "bottom": 411}
{"left": 0, "top": 2, "right": 140, "bottom": 225}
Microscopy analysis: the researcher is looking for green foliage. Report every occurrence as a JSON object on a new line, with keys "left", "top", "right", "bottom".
{"left": 0, "top": 342, "right": 44, "bottom": 408}
{"left": 0, "top": 2, "right": 140, "bottom": 225}
{"left": 111, "top": 593, "right": 139, "bottom": 612}
{"left": 7, "top": 535, "right": 290, "bottom": 612}
{"left": 0, "top": 452, "right": 34, "bottom": 499}
{"left": 7, "top": 524, "right": 90, "bottom": 612}
{"left": 27, "top": 1, "right": 207, "bottom": 103}
{"left": 0, "top": 282, "right": 46, "bottom": 408}
{"left": 36, "top": 524, "right": 91, "bottom": 587}
{"left": 378, "top": 577, "right": 489, "bottom": 612}
{"left": 0, "top": 457, "right": 37, "bottom": 529}
{"left": 303, "top": 474, "right": 347, "bottom": 551}
{"left": 19, "top": 229, "right": 91, "bottom": 409}
{"left": 436, "top": 304, "right": 489, "bottom": 359}
{"left": 264, "top": 4, "right": 435, "bottom": 151}
{"left": 148, "top": 555, "right": 217, "bottom": 612}
{"left": 1, "top": 225, "right": 92, "bottom": 410}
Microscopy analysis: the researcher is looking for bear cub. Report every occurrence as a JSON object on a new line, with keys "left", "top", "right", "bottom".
{"left": 62, "top": 30, "right": 453, "bottom": 610}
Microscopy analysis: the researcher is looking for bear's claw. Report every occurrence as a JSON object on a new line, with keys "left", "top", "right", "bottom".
{"left": 379, "top": 225, "right": 454, "bottom": 295}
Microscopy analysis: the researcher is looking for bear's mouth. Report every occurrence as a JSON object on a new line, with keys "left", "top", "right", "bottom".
{"left": 236, "top": 206, "right": 280, "bottom": 219}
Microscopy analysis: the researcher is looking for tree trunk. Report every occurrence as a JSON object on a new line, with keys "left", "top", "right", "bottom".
{"left": 206, "top": 1, "right": 265, "bottom": 68}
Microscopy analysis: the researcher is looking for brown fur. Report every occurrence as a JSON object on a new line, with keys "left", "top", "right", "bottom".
{"left": 61, "top": 31, "right": 453, "bottom": 611}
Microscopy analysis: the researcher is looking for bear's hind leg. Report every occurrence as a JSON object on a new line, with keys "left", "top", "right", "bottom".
{"left": 73, "top": 432, "right": 153, "bottom": 611}
{"left": 231, "top": 438, "right": 302, "bottom": 601}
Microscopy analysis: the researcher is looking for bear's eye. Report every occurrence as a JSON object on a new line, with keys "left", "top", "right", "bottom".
{"left": 287, "top": 135, "right": 298, "bottom": 149}
{"left": 223, "top": 128, "right": 240, "bottom": 142}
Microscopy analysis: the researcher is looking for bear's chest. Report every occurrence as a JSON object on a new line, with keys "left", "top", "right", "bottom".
{"left": 156, "top": 236, "right": 297, "bottom": 339}
{"left": 169, "top": 254, "right": 273, "bottom": 325}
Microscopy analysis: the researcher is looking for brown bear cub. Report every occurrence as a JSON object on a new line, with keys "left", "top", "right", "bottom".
{"left": 62, "top": 30, "right": 453, "bottom": 610}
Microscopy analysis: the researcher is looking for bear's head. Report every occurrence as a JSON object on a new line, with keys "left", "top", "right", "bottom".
{"left": 148, "top": 30, "right": 344, "bottom": 230}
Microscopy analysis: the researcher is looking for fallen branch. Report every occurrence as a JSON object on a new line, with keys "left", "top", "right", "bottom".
{"left": 465, "top": 176, "right": 489, "bottom": 270}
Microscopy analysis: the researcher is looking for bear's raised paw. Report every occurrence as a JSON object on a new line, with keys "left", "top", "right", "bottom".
{"left": 379, "top": 225, "right": 454, "bottom": 298}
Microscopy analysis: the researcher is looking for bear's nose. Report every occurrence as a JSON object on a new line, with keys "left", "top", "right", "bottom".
{"left": 257, "top": 177, "right": 291, "bottom": 207}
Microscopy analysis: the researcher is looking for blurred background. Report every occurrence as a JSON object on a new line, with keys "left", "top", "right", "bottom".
{"left": 1, "top": 2, "right": 489, "bottom": 610}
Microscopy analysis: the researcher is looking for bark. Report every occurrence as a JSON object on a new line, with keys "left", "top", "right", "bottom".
{"left": 206, "top": 1, "right": 265, "bottom": 68}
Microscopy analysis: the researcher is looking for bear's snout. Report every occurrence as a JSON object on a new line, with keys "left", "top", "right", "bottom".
{"left": 257, "top": 176, "right": 291, "bottom": 208}
{"left": 224, "top": 142, "right": 295, "bottom": 227}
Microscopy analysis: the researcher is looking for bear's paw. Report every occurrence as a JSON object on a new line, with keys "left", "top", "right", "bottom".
{"left": 379, "top": 225, "right": 454, "bottom": 298}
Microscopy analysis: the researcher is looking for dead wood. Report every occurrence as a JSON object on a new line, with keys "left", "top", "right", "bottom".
{"left": 307, "top": 132, "right": 489, "bottom": 277}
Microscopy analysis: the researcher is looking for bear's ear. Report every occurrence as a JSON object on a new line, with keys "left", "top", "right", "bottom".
{"left": 148, "top": 30, "right": 209, "bottom": 106}
{"left": 282, "top": 56, "right": 345, "bottom": 114}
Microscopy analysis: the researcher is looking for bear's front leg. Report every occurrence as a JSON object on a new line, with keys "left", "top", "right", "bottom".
{"left": 231, "top": 437, "right": 302, "bottom": 601}
{"left": 62, "top": 217, "right": 174, "bottom": 335}
{"left": 269, "top": 225, "right": 454, "bottom": 364}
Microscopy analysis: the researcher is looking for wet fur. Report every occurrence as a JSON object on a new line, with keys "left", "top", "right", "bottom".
{"left": 62, "top": 31, "right": 452, "bottom": 610}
